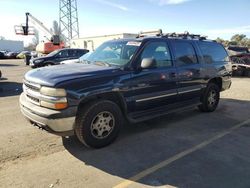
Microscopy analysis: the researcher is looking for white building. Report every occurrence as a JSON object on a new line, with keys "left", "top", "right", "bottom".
{"left": 0, "top": 40, "right": 24, "bottom": 52}
{"left": 70, "top": 33, "right": 137, "bottom": 51}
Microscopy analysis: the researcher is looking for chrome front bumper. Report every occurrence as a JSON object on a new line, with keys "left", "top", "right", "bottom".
{"left": 20, "top": 93, "right": 76, "bottom": 135}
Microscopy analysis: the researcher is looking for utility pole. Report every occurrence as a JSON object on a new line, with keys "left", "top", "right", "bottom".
{"left": 59, "top": 0, "right": 79, "bottom": 44}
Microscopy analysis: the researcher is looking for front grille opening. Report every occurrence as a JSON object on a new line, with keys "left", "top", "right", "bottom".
{"left": 24, "top": 83, "right": 40, "bottom": 92}
{"left": 27, "top": 94, "right": 39, "bottom": 103}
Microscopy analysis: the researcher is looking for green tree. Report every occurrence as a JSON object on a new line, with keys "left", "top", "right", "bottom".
{"left": 218, "top": 34, "right": 250, "bottom": 48}
{"left": 216, "top": 37, "right": 230, "bottom": 47}
{"left": 231, "top": 34, "right": 246, "bottom": 43}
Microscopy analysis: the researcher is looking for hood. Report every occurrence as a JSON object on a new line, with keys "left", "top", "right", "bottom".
{"left": 24, "top": 63, "right": 118, "bottom": 87}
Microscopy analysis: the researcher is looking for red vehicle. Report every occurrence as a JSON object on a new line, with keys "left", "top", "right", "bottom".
{"left": 15, "top": 13, "right": 65, "bottom": 55}
{"left": 36, "top": 41, "right": 65, "bottom": 54}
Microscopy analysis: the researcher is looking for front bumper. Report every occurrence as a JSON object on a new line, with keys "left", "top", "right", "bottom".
{"left": 20, "top": 93, "right": 76, "bottom": 136}
{"left": 222, "top": 77, "right": 232, "bottom": 91}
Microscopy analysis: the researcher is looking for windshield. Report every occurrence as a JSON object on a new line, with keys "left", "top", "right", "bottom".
{"left": 83, "top": 40, "right": 141, "bottom": 66}
{"left": 79, "top": 52, "right": 92, "bottom": 63}
{"left": 47, "top": 50, "right": 60, "bottom": 57}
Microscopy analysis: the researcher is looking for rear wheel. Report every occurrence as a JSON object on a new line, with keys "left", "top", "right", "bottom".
{"left": 75, "top": 100, "right": 123, "bottom": 148}
{"left": 198, "top": 83, "right": 220, "bottom": 112}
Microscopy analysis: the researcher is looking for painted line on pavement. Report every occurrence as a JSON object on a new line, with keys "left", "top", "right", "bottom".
{"left": 113, "top": 118, "right": 250, "bottom": 188}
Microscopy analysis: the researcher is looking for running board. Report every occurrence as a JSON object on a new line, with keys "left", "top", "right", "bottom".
{"left": 127, "top": 99, "right": 201, "bottom": 123}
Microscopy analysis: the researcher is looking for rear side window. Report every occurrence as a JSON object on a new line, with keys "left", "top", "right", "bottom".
{"left": 69, "top": 50, "right": 78, "bottom": 57}
{"left": 140, "top": 41, "right": 172, "bottom": 67}
{"left": 172, "top": 41, "right": 198, "bottom": 66}
{"left": 198, "top": 42, "right": 229, "bottom": 64}
{"left": 78, "top": 50, "right": 85, "bottom": 56}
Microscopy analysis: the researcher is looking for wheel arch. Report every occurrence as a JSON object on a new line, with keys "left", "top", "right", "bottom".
{"left": 208, "top": 77, "right": 222, "bottom": 91}
{"left": 77, "top": 92, "right": 127, "bottom": 115}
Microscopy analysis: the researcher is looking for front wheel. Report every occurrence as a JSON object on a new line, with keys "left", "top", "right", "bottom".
{"left": 75, "top": 100, "right": 123, "bottom": 148}
{"left": 198, "top": 83, "right": 220, "bottom": 112}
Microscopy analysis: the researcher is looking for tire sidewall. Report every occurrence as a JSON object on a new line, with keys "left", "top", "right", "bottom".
{"left": 79, "top": 101, "right": 122, "bottom": 148}
{"left": 203, "top": 84, "right": 220, "bottom": 112}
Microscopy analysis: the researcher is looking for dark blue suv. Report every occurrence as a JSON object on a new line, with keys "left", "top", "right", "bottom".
{"left": 20, "top": 32, "right": 232, "bottom": 148}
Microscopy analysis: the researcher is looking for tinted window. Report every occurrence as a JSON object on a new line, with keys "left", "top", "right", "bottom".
{"left": 141, "top": 41, "right": 172, "bottom": 67}
{"left": 69, "top": 50, "right": 78, "bottom": 57}
{"left": 57, "top": 50, "right": 69, "bottom": 58}
{"left": 172, "top": 41, "right": 198, "bottom": 66}
{"left": 198, "top": 42, "right": 229, "bottom": 64}
{"left": 78, "top": 50, "right": 86, "bottom": 56}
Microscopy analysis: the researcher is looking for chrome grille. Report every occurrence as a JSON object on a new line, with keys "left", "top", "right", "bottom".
{"left": 26, "top": 94, "right": 40, "bottom": 103}
{"left": 23, "top": 80, "right": 40, "bottom": 92}
{"left": 23, "top": 80, "right": 41, "bottom": 105}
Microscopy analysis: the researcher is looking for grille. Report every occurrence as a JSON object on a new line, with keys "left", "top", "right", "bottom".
{"left": 24, "top": 81, "right": 40, "bottom": 92}
{"left": 23, "top": 80, "right": 41, "bottom": 105}
{"left": 27, "top": 94, "right": 40, "bottom": 104}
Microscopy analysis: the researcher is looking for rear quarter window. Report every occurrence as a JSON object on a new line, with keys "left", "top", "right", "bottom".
{"left": 198, "top": 42, "right": 229, "bottom": 64}
{"left": 172, "top": 41, "right": 198, "bottom": 66}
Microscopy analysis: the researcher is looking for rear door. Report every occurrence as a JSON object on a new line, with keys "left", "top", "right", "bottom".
{"left": 170, "top": 40, "right": 203, "bottom": 102}
{"left": 128, "top": 40, "right": 178, "bottom": 112}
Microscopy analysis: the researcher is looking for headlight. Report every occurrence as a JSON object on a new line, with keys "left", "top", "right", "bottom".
{"left": 40, "top": 99, "right": 68, "bottom": 110}
{"left": 40, "top": 87, "right": 68, "bottom": 110}
{"left": 40, "top": 87, "right": 66, "bottom": 97}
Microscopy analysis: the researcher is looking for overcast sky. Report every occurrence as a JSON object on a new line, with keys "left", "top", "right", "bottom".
{"left": 0, "top": 0, "right": 250, "bottom": 45}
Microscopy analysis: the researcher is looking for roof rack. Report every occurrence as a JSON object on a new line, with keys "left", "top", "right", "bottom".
{"left": 163, "top": 31, "right": 207, "bottom": 40}
{"left": 136, "top": 29, "right": 163, "bottom": 38}
{"left": 136, "top": 29, "right": 209, "bottom": 41}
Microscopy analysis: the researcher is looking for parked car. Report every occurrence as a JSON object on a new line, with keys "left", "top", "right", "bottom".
{"left": 0, "top": 52, "right": 5, "bottom": 59}
{"left": 227, "top": 46, "right": 250, "bottom": 77}
{"left": 30, "top": 48, "right": 89, "bottom": 68}
{"left": 20, "top": 33, "right": 232, "bottom": 148}
{"left": 5, "top": 52, "right": 19, "bottom": 59}
{"left": 227, "top": 46, "right": 249, "bottom": 56}
{"left": 231, "top": 56, "right": 250, "bottom": 77}
{"left": 0, "top": 69, "right": 2, "bottom": 78}
{"left": 16, "top": 51, "right": 31, "bottom": 59}
{"left": 60, "top": 52, "right": 91, "bottom": 65}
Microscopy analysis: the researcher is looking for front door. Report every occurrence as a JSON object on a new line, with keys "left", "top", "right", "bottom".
{"left": 128, "top": 40, "right": 178, "bottom": 112}
{"left": 55, "top": 50, "right": 69, "bottom": 64}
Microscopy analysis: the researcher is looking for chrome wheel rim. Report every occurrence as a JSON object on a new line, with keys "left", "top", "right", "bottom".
{"left": 208, "top": 90, "right": 217, "bottom": 106}
{"left": 90, "top": 111, "right": 115, "bottom": 139}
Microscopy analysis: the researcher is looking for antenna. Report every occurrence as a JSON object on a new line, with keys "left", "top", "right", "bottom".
{"left": 59, "top": 0, "right": 80, "bottom": 43}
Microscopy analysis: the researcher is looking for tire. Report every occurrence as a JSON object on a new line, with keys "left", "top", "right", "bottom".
{"left": 75, "top": 100, "right": 123, "bottom": 148}
{"left": 198, "top": 83, "right": 220, "bottom": 112}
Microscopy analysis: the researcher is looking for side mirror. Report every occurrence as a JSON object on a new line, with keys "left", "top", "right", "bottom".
{"left": 141, "top": 58, "right": 157, "bottom": 69}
